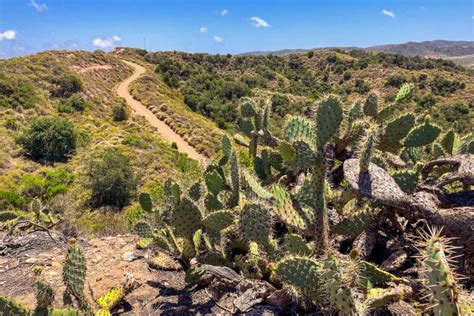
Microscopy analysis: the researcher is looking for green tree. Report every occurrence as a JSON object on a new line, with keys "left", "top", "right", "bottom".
{"left": 16, "top": 116, "right": 76, "bottom": 162}
{"left": 112, "top": 102, "right": 129, "bottom": 122}
{"left": 85, "top": 149, "right": 138, "bottom": 208}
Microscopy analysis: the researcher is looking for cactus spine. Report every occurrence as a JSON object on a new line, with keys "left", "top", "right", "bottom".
{"left": 418, "top": 227, "right": 469, "bottom": 316}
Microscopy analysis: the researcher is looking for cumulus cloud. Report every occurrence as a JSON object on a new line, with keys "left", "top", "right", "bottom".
{"left": 0, "top": 30, "right": 16, "bottom": 41}
{"left": 250, "top": 17, "right": 271, "bottom": 28}
{"left": 200, "top": 26, "right": 208, "bottom": 33}
{"left": 92, "top": 35, "right": 121, "bottom": 48}
{"left": 213, "top": 36, "right": 224, "bottom": 42}
{"left": 221, "top": 9, "right": 228, "bottom": 16}
{"left": 382, "top": 10, "right": 395, "bottom": 18}
{"left": 30, "top": 0, "right": 47, "bottom": 12}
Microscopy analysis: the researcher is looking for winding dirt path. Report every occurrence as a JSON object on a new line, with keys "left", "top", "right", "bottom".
{"left": 117, "top": 60, "right": 205, "bottom": 162}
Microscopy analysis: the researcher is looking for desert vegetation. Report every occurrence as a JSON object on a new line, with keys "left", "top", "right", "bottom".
{"left": 0, "top": 47, "right": 473, "bottom": 314}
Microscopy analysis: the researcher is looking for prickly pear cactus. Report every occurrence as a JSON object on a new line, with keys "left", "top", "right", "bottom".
{"left": 333, "top": 208, "right": 377, "bottom": 238}
{"left": 322, "top": 256, "right": 361, "bottom": 315}
{"left": 418, "top": 228, "right": 467, "bottom": 316}
{"left": 272, "top": 185, "right": 311, "bottom": 233}
{"left": 284, "top": 234, "right": 311, "bottom": 255}
{"left": 358, "top": 127, "right": 378, "bottom": 174}
{"left": 33, "top": 266, "right": 55, "bottom": 312}
{"left": 404, "top": 119, "right": 441, "bottom": 148}
{"left": 284, "top": 116, "right": 314, "bottom": 143}
{"left": 378, "top": 113, "right": 415, "bottom": 153}
{"left": 138, "top": 192, "right": 153, "bottom": 213}
{"left": 172, "top": 197, "right": 202, "bottom": 238}
{"left": 0, "top": 296, "right": 30, "bottom": 315}
{"left": 227, "top": 153, "right": 240, "bottom": 207}
{"left": 240, "top": 203, "right": 273, "bottom": 245}
{"left": 363, "top": 93, "right": 378, "bottom": 118}
{"left": 202, "top": 210, "right": 235, "bottom": 232}
{"left": 395, "top": 83, "right": 414, "bottom": 103}
{"left": 63, "top": 239, "right": 89, "bottom": 310}
{"left": 274, "top": 256, "right": 323, "bottom": 288}
{"left": 315, "top": 95, "right": 343, "bottom": 150}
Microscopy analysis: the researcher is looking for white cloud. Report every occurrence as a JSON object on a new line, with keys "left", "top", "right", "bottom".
{"left": 221, "top": 9, "right": 228, "bottom": 16}
{"left": 92, "top": 35, "right": 121, "bottom": 48}
{"left": 200, "top": 26, "right": 208, "bottom": 33}
{"left": 382, "top": 10, "right": 395, "bottom": 18}
{"left": 30, "top": 0, "right": 47, "bottom": 12}
{"left": 0, "top": 30, "right": 16, "bottom": 41}
{"left": 213, "top": 36, "right": 224, "bottom": 42}
{"left": 250, "top": 16, "right": 271, "bottom": 28}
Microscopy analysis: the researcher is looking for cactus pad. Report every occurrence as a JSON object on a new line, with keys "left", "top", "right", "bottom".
{"left": 315, "top": 96, "right": 343, "bottom": 150}
{"left": 395, "top": 83, "right": 414, "bottom": 103}
{"left": 240, "top": 203, "right": 272, "bottom": 245}
{"left": 202, "top": 210, "right": 235, "bottom": 232}
{"left": 138, "top": 192, "right": 153, "bottom": 213}
{"left": 284, "top": 116, "right": 314, "bottom": 143}
{"left": 172, "top": 197, "right": 202, "bottom": 237}
{"left": 274, "top": 256, "right": 322, "bottom": 287}
{"left": 404, "top": 121, "right": 441, "bottom": 147}
{"left": 63, "top": 243, "right": 87, "bottom": 300}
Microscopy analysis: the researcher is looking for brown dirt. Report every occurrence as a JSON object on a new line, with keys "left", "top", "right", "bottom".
{"left": 0, "top": 232, "right": 226, "bottom": 314}
{"left": 71, "top": 64, "right": 113, "bottom": 73}
{"left": 117, "top": 60, "right": 206, "bottom": 163}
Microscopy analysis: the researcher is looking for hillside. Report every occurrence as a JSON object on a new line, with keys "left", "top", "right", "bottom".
{"left": 0, "top": 49, "right": 221, "bottom": 236}
{"left": 1, "top": 47, "right": 473, "bottom": 314}
{"left": 241, "top": 40, "right": 474, "bottom": 68}
{"left": 366, "top": 40, "right": 474, "bottom": 57}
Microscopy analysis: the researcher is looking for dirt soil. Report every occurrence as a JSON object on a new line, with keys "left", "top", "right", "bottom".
{"left": 117, "top": 60, "right": 206, "bottom": 163}
{"left": 0, "top": 232, "right": 231, "bottom": 314}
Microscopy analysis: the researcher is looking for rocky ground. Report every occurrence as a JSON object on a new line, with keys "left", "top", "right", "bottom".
{"left": 0, "top": 231, "right": 282, "bottom": 314}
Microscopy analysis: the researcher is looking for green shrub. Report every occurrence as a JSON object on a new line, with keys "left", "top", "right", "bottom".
{"left": 430, "top": 75, "right": 465, "bottom": 96}
{"left": 112, "top": 102, "right": 129, "bottom": 122}
{"left": 57, "top": 94, "right": 88, "bottom": 113}
{"left": 51, "top": 74, "right": 83, "bottom": 98}
{"left": 0, "top": 74, "right": 37, "bottom": 109}
{"left": 16, "top": 116, "right": 77, "bottom": 162}
{"left": 17, "top": 169, "right": 74, "bottom": 200}
{"left": 385, "top": 74, "right": 407, "bottom": 88}
{"left": 122, "top": 134, "right": 149, "bottom": 149}
{"left": 85, "top": 149, "right": 138, "bottom": 208}
{"left": 0, "top": 191, "right": 26, "bottom": 209}
{"left": 354, "top": 78, "right": 371, "bottom": 94}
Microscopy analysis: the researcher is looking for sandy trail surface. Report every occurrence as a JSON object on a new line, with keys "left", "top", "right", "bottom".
{"left": 117, "top": 60, "right": 205, "bottom": 162}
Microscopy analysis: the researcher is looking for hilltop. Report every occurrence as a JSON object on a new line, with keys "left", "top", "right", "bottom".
{"left": 240, "top": 40, "right": 474, "bottom": 68}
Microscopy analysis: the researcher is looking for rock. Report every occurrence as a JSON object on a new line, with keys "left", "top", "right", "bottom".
{"left": 380, "top": 250, "right": 408, "bottom": 272}
{"left": 24, "top": 258, "right": 38, "bottom": 264}
{"left": 122, "top": 251, "right": 143, "bottom": 262}
{"left": 266, "top": 289, "right": 293, "bottom": 307}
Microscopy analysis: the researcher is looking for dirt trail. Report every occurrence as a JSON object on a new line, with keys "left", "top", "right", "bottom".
{"left": 117, "top": 60, "right": 206, "bottom": 162}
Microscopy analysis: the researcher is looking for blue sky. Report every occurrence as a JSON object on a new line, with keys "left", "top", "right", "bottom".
{"left": 0, "top": 0, "right": 472, "bottom": 58}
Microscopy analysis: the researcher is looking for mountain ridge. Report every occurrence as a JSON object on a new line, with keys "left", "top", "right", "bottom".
{"left": 239, "top": 40, "right": 474, "bottom": 58}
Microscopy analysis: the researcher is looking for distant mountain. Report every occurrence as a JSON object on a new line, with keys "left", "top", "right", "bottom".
{"left": 365, "top": 40, "right": 474, "bottom": 57}
{"left": 240, "top": 40, "right": 474, "bottom": 58}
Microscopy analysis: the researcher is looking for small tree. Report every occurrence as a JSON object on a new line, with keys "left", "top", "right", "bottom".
{"left": 57, "top": 94, "right": 88, "bottom": 113}
{"left": 86, "top": 149, "right": 137, "bottom": 208}
{"left": 112, "top": 101, "right": 129, "bottom": 122}
{"left": 16, "top": 116, "right": 76, "bottom": 162}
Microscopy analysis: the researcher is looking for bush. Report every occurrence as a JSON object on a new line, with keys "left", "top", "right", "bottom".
{"left": 86, "top": 149, "right": 138, "bottom": 208}
{"left": 16, "top": 116, "right": 77, "bottom": 162}
{"left": 385, "top": 74, "right": 407, "bottom": 88}
{"left": 51, "top": 74, "right": 83, "bottom": 98}
{"left": 0, "top": 74, "right": 37, "bottom": 109}
{"left": 354, "top": 79, "right": 371, "bottom": 94}
{"left": 112, "top": 102, "right": 129, "bottom": 122}
{"left": 430, "top": 75, "right": 465, "bottom": 96}
{"left": 57, "top": 94, "right": 88, "bottom": 113}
